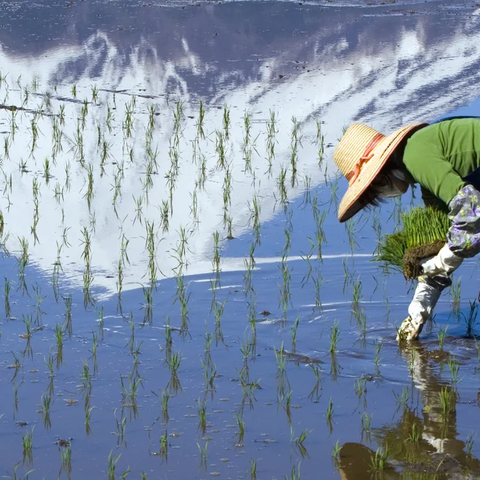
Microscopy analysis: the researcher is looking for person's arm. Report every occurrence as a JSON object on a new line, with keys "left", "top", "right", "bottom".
{"left": 398, "top": 184, "right": 480, "bottom": 341}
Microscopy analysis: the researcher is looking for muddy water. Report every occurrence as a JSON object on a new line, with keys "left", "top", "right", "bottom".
{"left": 1, "top": 1, "right": 480, "bottom": 479}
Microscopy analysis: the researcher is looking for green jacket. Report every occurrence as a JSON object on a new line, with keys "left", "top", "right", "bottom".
{"left": 403, "top": 118, "right": 480, "bottom": 211}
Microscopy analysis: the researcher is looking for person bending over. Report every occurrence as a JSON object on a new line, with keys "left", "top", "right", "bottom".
{"left": 334, "top": 117, "right": 480, "bottom": 341}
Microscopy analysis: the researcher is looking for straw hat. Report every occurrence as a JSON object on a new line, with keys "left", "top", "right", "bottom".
{"left": 334, "top": 123, "right": 427, "bottom": 222}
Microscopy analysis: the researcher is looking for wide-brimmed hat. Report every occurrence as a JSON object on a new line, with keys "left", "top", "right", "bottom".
{"left": 334, "top": 123, "right": 427, "bottom": 222}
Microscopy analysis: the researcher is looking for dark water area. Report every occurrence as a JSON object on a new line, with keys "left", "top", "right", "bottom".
{"left": 0, "top": 0, "right": 480, "bottom": 478}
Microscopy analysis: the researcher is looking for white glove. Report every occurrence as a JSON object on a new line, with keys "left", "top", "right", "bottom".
{"left": 397, "top": 280, "right": 442, "bottom": 342}
{"left": 420, "top": 244, "right": 463, "bottom": 277}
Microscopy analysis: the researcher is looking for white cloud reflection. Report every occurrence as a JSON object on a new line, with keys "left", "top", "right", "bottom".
{"left": 0, "top": 7, "right": 479, "bottom": 296}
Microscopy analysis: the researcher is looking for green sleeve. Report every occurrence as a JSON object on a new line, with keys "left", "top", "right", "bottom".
{"left": 403, "top": 125, "right": 465, "bottom": 205}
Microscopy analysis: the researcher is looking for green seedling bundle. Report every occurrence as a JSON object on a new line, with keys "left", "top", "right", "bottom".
{"left": 376, "top": 206, "right": 450, "bottom": 279}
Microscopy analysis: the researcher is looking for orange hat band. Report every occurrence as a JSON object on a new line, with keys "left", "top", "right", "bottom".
{"left": 345, "top": 132, "right": 384, "bottom": 185}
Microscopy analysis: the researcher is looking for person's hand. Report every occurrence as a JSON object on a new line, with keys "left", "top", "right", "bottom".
{"left": 397, "top": 278, "right": 443, "bottom": 342}
{"left": 420, "top": 244, "right": 463, "bottom": 277}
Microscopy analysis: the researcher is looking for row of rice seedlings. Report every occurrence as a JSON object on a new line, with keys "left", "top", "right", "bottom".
{"left": 0, "top": 79, "right": 344, "bottom": 462}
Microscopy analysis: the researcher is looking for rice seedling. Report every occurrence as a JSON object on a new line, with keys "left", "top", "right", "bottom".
{"left": 249, "top": 194, "right": 261, "bottom": 245}
{"left": 159, "top": 431, "right": 168, "bottom": 460}
{"left": 242, "top": 109, "right": 252, "bottom": 147}
{"left": 120, "top": 373, "right": 142, "bottom": 408}
{"left": 278, "top": 258, "right": 292, "bottom": 316}
{"left": 80, "top": 360, "right": 92, "bottom": 394}
{"left": 212, "top": 231, "right": 221, "bottom": 275}
{"left": 370, "top": 445, "right": 388, "bottom": 472}
{"left": 354, "top": 378, "right": 367, "bottom": 404}
{"left": 82, "top": 269, "right": 95, "bottom": 308}
{"left": 105, "top": 104, "right": 114, "bottom": 133}
{"left": 213, "top": 299, "right": 227, "bottom": 345}
{"left": 29, "top": 117, "right": 40, "bottom": 155}
{"left": 91, "top": 84, "right": 99, "bottom": 103}
{"left": 466, "top": 432, "right": 475, "bottom": 456}
{"left": 21, "top": 314, "right": 33, "bottom": 339}
{"left": 316, "top": 118, "right": 325, "bottom": 167}
{"left": 345, "top": 217, "right": 359, "bottom": 252}
{"left": 235, "top": 411, "right": 245, "bottom": 445}
{"left": 302, "top": 175, "right": 312, "bottom": 205}
{"left": 265, "top": 109, "right": 277, "bottom": 172}
{"left": 250, "top": 458, "right": 257, "bottom": 480}
{"left": 222, "top": 167, "right": 232, "bottom": 226}
{"left": 123, "top": 101, "right": 134, "bottom": 138}
{"left": 438, "top": 326, "right": 447, "bottom": 350}
{"left": 167, "top": 350, "right": 182, "bottom": 393}
{"left": 351, "top": 276, "right": 362, "bottom": 315}
{"left": 326, "top": 397, "right": 334, "bottom": 432}
{"left": 285, "top": 462, "right": 301, "bottom": 480}
{"left": 13, "top": 383, "right": 19, "bottom": 413}
{"left": 1, "top": 277, "right": 9, "bottom": 318}
{"left": 463, "top": 300, "right": 479, "bottom": 338}
{"left": 89, "top": 331, "right": 98, "bottom": 373}
{"left": 329, "top": 321, "right": 340, "bottom": 354}
{"left": 308, "top": 364, "right": 322, "bottom": 401}
{"left": 197, "top": 441, "right": 208, "bottom": 471}
{"left": 313, "top": 273, "right": 324, "bottom": 309}
{"left": 274, "top": 341, "right": 287, "bottom": 373}
{"left": 114, "top": 409, "right": 128, "bottom": 447}
{"left": 6, "top": 464, "right": 35, "bottom": 480}
{"left": 197, "top": 398, "right": 207, "bottom": 434}
{"left": 290, "top": 116, "right": 300, "bottom": 187}
{"left": 142, "top": 285, "right": 153, "bottom": 325}
{"left": 161, "top": 389, "right": 170, "bottom": 423}
{"left": 291, "top": 317, "right": 300, "bottom": 350}
{"left": 215, "top": 130, "right": 226, "bottom": 170}
{"left": 40, "top": 392, "right": 52, "bottom": 429}
{"left": 239, "top": 332, "right": 254, "bottom": 370}
{"left": 407, "top": 421, "right": 421, "bottom": 443}
{"left": 9, "top": 352, "right": 22, "bottom": 382}
{"left": 277, "top": 166, "right": 288, "bottom": 205}
{"left": 59, "top": 444, "right": 72, "bottom": 476}
{"left": 439, "top": 386, "right": 455, "bottom": 419}
{"left": 107, "top": 450, "right": 121, "bottom": 480}
{"left": 374, "top": 340, "right": 382, "bottom": 369}
{"left": 170, "top": 104, "right": 183, "bottom": 150}
{"left": 243, "top": 258, "right": 255, "bottom": 297}
{"left": 361, "top": 412, "right": 372, "bottom": 437}
{"left": 284, "top": 390, "right": 292, "bottom": 425}
{"left": 85, "top": 405, "right": 94, "bottom": 435}
{"left": 63, "top": 295, "right": 73, "bottom": 338}
{"left": 174, "top": 276, "right": 190, "bottom": 335}
{"left": 197, "top": 153, "right": 207, "bottom": 190}
{"left": 4, "top": 125, "right": 13, "bottom": 157}
{"left": 448, "top": 354, "right": 460, "bottom": 384}
{"left": 22, "top": 427, "right": 34, "bottom": 463}
{"left": 331, "top": 440, "right": 341, "bottom": 464}
{"left": 450, "top": 276, "right": 461, "bottom": 317}
{"left": 328, "top": 177, "right": 339, "bottom": 208}
{"left": 292, "top": 428, "right": 311, "bottom": 459}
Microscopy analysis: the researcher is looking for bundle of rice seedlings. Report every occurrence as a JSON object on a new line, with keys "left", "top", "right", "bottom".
{"left": 376, "top": 207, "right": 450, "bottom": 279}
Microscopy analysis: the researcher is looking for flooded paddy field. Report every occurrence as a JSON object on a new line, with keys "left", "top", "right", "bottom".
{"left": 1, "top": 0, "right": 480, "bottom": 478}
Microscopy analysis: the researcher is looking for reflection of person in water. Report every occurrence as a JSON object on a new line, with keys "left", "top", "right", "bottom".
{"left": 334, "top": 118, "right": 480, "bottom": 341}
{"left": 337, "top": 345, "right": 480, "bottom": 479}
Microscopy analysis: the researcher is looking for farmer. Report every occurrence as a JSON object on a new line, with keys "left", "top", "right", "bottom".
{"left": 333, "top": 117, "right": 480, "bottom": 341}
